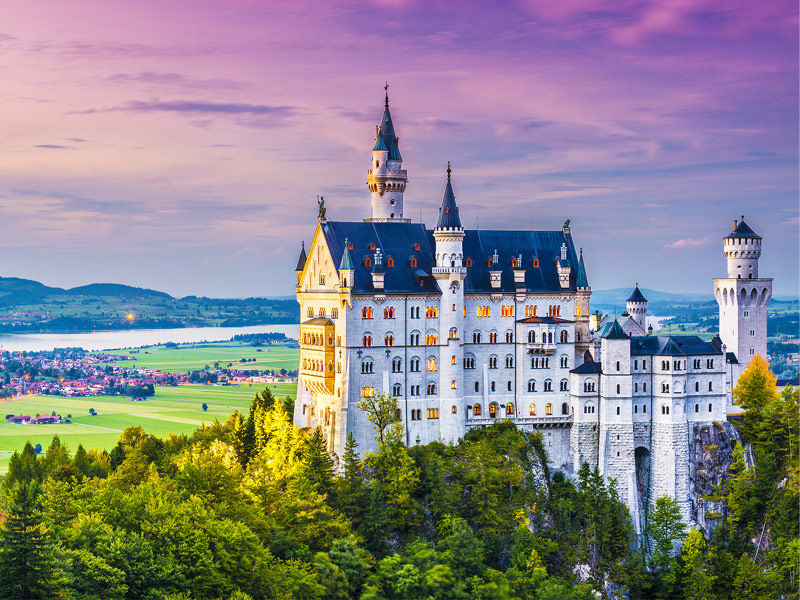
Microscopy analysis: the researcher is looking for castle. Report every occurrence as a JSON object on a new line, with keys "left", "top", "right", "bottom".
{"left": 293, "top": 90, "right": 772, "bottom": 528}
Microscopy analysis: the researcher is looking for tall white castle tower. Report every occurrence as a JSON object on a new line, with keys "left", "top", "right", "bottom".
{"left": 365, "top": 85, "right": 409, "bottom": 222}
{"left": 714, "top": 216, "right": 772, "bottom": 385}
{"left": 626, "top": 284, "right": 648, "bottom": 331}
{"left": 432, "top": 163, "right": 466, "bottom": 443}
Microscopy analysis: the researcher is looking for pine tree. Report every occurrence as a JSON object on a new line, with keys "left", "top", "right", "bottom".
{"left": 335, "top": 433, "right": 367, "bottom": 524}
{"left": 0, "top": 481, "right": 58, "bottom": 599}
{"left": 3, "top": 442, "right": 42, "bottom": 492}
{"left": 680, "top": 529, "right": 716, "bottom": 600}
{"left": 295, "top": 428, "right": 335, "bottom": 497}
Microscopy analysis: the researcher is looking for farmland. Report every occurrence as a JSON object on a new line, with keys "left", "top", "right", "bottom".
{"left": 0, "top": 382, "right": 297, "bottom": 472}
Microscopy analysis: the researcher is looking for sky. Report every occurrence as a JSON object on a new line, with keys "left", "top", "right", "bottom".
{"left": 0, "top": 0, "right": 797, "bottom": 297}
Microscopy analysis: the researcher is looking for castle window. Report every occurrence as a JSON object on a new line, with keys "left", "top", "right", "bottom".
{"left": 616, "top": 361, "right": 620, "bottom": 372}
{"left": 709, "top": 381, "right": 713, "bottom": 391}
{"left": 464, "top": 355, "right": 476, "bottom": 369}
{"left": 369, "top": 243, "right": 376, "bottom": 250}
{"left": 674, "top": 360, "right": 681, "bottom": 370}
{"left": 528, "top": 331, "right": 536, "bottom": 343}
{"left": 410, "top": 332, "right": 420, "bottom": 345}
{"left": 707, "top": 359, "right": 714, "bottom": 368}
{"left": 635, "top": 405, "right": 638, "bottom": 413}
{"left": 560, "top": 331, "right": 568, "bottom": 343}
{"left": 616, "top": 384, "right": 621, "bottom": 394}
{"left": 560, "top": 355, "right": 569, "bottom": 368}
{"left": 362, "top": 306, "right": 373, "bottom": 319}
{"left": 451, "top": 405, "right": 457, "bottom": 414}
{"left": 361, "top": 386, "right": 375, "bottom": 398}
{"left": 426, "top": 358, "right": 437, "bottom": 372}
{"left": 392, "top": 384, "right": 401, "bottom": 396}
{"left": 319, "top": 274, "right": 325, "bottom": 285}
{"left": 643, "top": 383, "right": 647, "bottom": 392}
{"left": 473, "top": 332, "right": 482, "bottom": 344}
{"left": 508, "top": 381, "right": 512, "bottom": 391}
{"left": 634, "top": 360, "right": 638, "bottom": 370}
{"left": 709, "top": 403, "right": 713, "bottom": 412}
{"left": 530, "top": 404, "right": 536, "bottom": 415}
{"left": 363, "top": 335, "right": 372, "bottom": 347}
{"left": 384, "top": 334, "right": 394, "bottom": 346}
{"left": 491, "top": 381, "right": 496, "bottom": 392}
{"left": 427, "top": 408, "right": 439, "bottom": 419}
{"left": 562, "top": 402, "right": 568, "bottom": 415}
{"left": 474, "top": 403, "right": 482, "bottom": 416}
{"left": 363, "top": 257, "right": 372, "bottom": 268}
{"left": 452, "top": 355, "right": 456, "bottom": 365}
{"left": 414, "top": 243, "right": 420, "bottom": 251}
{"left": 384, "top": 306, "right": 395, "bottom": 319}
{"left": 475, "top": 381, "right": 479, "bottom": 392}
{"left": 695, "top": 382, "right": 699, "bottom": 392}
{"left": 695, "top": 403, "right": 699, "bottom": 413}
{"left": 465, "top": 257, "right": 472, "bottom": 267}
{"left": 332, "top": 308, "right": 338, "bottom": 319}
{"left": 506, "top": 355, "right": 514, "bottom": 368}
{"left": 532, "top": 258, "right": 539, "bottom": 268}
{"left": 528, "top": 380, "right": 536, "bottom": 392}
{"left": 392, "top": 358, "right": 402, "bottom": 373}
{"left": 449, "top": 328, "right": 458, "bottom": 339}
{"left": 425, "top": 306, "right": 438, "bottom": 319}
{"left": 409, "top": 256, "right": 417, "bottom": 268}
{"left": 643, "top": 360, "right": 647, "bottom": 369}
{"left": 616, "top": 406, "right": 620, "bottom": 415}
{"left": 560, "top": 379, "right": 568, "bottom": 391}
{"left": 348, "top": 242, "right": 354, "bottom": 250}
{"left": 307, "top": 307, "right": 314, "bottom": 317}
{"left": 506, "top": 332, "right": 514, "bottom": 343}
{"left": 427, "top": 383, "right": 437, "bottom": 395}
{"left": 489, "top": 331, "right": 498, "bottom": 343}
{"left": 489, "top": 355, "right": 498, "bottom": 369}
{"left": 643, "top": 404, "right": 646, "bottom": 413}
{"left": 634, "top": 383, "right": 638, "bottom": 393}
{"left": 361, "top": 359, "right": 374, "bottom": 374}
{"left": 544, "top": 379, "right": 552, "bottom": 392}
{"left": 477, "top": 305, "right": 490, "bottom": 317}
{"left": 545, "top": 403, "right": 552, "bottom": 415}
{"left": 386, "top": 256, "right": 394, "bottom": 268}
{"left": 451, "top": 380, "right": 457, "bottom": 390}
{"left": 425, "top": 334, "right": 438, "bottom": 345}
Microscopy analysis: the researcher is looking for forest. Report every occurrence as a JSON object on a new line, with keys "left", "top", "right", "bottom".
{"left": 0, "top": 356, "right": 796, "bottom": 599}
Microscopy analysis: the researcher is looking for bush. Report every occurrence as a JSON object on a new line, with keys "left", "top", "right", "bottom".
{"left": 202, "top": 403, "right": 208, "bottom": 412}
{"left": 705, "top": 511, "right": 723, "bottom": 519}
{"left": 34, "top": 443, "right": 42, "bottom": 454}
{"left": 704, "top": 444, "right": 718, "bottom": 451}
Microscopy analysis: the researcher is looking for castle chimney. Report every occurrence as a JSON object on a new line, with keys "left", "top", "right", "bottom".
{"left": 733, "top": 219, "right": 738, "bottom": 230}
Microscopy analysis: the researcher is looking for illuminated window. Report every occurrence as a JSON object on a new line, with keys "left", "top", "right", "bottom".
{"left": 450, "top": 328, "right": 458, "bottom": 339}
{"left": 501, "top": 306, "right": 514, "bottom": 317}
{"left": 332, "top": 308, "right": 338, "bottom": 319}
{"left": 545, "top": 403, "right": 552, "bottom": 415}
{"left": 361, "top": 386, "right": 375, "bottom": 398}
{"left": 425, "top": 334, "right": 438, "bottom": 346}
{"left": 532, "top": 257, "right": 539, "bottom": 268}
{"left": 451, "top": 355, "right": 456, "bottom": 365}
{"left": 489, "top": 332, "right": 497, "bottom": 343}
{"left": 386, "top": 256, "right": 394, "bottom": 268}
{"left": 384, "top": 334, "right": 394, "bottom": 346}
{"left": 465, "top": 257, "right": 472, "bottom": 267}
{"left": 363, "top": 334, "right": 372, "bottom": 347}
{"left": 451, "top": 380, "right": 456, "bottom": 389}
{"left": 451, "top": 405, "right": 457, "bottom": 413}
{"left": 529, "top": 404, "right": 536, "bottom": 415}
{"left": 426, "top": 358, "right": 437, "bottom": 372}
{"left": 384, "top": 306, "right": 395, "bottom": 319}
{"left": 473, "top": 403, "right": 482, "bottom": 416}
{"left": 361, "top": 307, "right": 373, "bottom": 319}
{"left": 477, "top": 305, "right": 490, "bottom": 317}
{"left": 506, "top": 403, "right": 514, "bottom": 415}
{"left": 427, "top": 383, "right": 437, "bottom": 395}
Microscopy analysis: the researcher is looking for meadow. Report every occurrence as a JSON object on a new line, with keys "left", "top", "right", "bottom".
{"left": 0, "top": 340, "right": 300, "bottom": 471}
{"left": 105, "top": 341, "right": 300, "bottom": 374}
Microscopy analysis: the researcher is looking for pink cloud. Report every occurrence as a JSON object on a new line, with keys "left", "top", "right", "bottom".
{"left": 662, "top": 238, "right": 709, "bottom": 250}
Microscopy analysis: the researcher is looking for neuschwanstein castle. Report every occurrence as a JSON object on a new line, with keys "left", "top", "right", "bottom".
{"left": 292, "top": 90, "right": 773, "bottom": 528}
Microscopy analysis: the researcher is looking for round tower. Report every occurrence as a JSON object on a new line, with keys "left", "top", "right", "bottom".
{"left": 626, "top": 284, "right": 648, "bottom": 332}
{"left": 365, "top": 85, "right": 409, "bottom": 222}
{"left": 432, "top": 163, "right": 466, "bottom": 443}
{"left": 724, "top": 216, "right": 762, "bottom": 279}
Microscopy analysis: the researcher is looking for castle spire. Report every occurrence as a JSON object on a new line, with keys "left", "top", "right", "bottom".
{"left": 436, "top": 162, "right": 462, "bottom": 230}
{"left": 576, "top": 248, "right": 589, "bottom": 288}
{"left": 366, "top": 85, "right": 408, "bottom": 222}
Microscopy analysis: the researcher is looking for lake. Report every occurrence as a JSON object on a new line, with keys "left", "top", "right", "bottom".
{"left": 0, "top": 324, "right": 300, "bottom": 352}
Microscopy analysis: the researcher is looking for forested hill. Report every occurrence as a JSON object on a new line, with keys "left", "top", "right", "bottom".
{"left": 0, "top": 276, "right": 300, "bottom": 332}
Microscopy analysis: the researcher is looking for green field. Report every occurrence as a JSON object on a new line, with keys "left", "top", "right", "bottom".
{"left": 104, "top": 341, "right": 300, "bottom": 374}
{"left": 0, "top": 384, "right": 298, "bottom": 473}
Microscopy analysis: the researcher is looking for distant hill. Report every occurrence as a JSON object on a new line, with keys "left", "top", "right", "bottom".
{"left": 65, "top": 283, "right": 172, "bottom": 299}
{"left": 590, "top": 288, "right": 713, "bottom": 307}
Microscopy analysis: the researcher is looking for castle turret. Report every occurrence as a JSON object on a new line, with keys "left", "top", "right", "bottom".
{"left": 574, "top": 248, "right": 592, "bottom": 359}
{"left": 714, "top": 216, "right": 772, "bottom": 389}
{"left": 339, "top": 238, "right": 354, "bottom": 293}
{"left": 365, "top": 85, "right": 409, "bottom": 222}
{"left": 626, "top": 284, "right": 648, "bottom": 332}
{"left": 295, "top": 241, "right": 307, "bottom": 291}
{"left": 432, "top": 163, "right": 466, "bottom": 443}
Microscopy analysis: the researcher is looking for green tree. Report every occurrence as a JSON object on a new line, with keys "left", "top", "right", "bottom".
{"left": 3, "top": 442, "right": 42, "bottom": 492}
{"left": 358, "top": 392, "right": 402, "bottom": 444}
{"left": 294, "top": 428, "right": 335, "bottom": 497}
{"left": 680, "top": 528, "right": 716, "bottom": 600}
{"left": 646, "top": 495, "right": 687, "bottom": 598}
{"left": 731, "top": 552, "right": 767, "bottom": 600}
{"left": 0, "top": 481, "right": 59, "bottom": 599}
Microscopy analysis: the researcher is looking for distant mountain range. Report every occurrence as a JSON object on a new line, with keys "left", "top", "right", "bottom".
{"left": 0, "top": 277, "right": 171, "bottom": 306}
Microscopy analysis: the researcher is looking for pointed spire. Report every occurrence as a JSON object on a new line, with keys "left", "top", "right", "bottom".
{"left": 627, "top": 283, "right": 647, "bottom": 303}
{"left": 576, "top": 248, "right": 589, "bottom": 288}
{"left": 339, "top": 238, "right": 354, "bottom": 271}
{"left": 374, "top": 85, "right": 401, "bottom": 161}
{"left": 295, "top": 241, "right": 307, "bottom": 272}
{"left": 603, "top": 319, "right": 629, "bottom": 339}
{"left": 385, "top": 81, "right": 389, "bottom": 108}
{"left": 436, "top": 162, "right": 462, "bottom": 230}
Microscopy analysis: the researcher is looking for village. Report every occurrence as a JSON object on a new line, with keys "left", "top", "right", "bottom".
{"left": 0, "top": 345, "right": 296, "bottom": 406}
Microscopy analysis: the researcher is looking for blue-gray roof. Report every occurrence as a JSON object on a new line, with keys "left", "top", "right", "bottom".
{"left": 436, "top": 165, "right": 462, "bottom": 230}
{"left": 725, "top": 217, "right": 760, "bottom": 240}
{"left": 375, "top": 101, "right": 402, "bottom": 161}
{"left": 629, "top": 335, "right": 723, "bottom": 356}
{"left": 372, "top": 134, "right": 388, "bottom": 152}
{"left": 576, "top": 250, "right": 589, "bottom": 288}
{"left": 321, "top": 221, "right": 580, "bottom": 294}
{"left": 295, "top": 242, "right": 307, "bottom": 271}
{"left": 339, "top": 240, "right": 355, "bottom": 270}
{"left": 571, "top": 360, "right": 602, "bottom": 374}
{"left": 603, "top": 319, "right": 629, "bottom": 339}
{"left": 627, "top": 285, "right": 647, "bottom": 303}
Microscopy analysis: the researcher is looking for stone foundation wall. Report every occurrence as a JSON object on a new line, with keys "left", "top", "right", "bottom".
{"left": 650, "top": 421, "right": 692, "bottom": 523}
{"left": 570, "top": 422, "right": 599, "bottom": 471}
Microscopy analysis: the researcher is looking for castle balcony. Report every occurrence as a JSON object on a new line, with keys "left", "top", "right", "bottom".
{"left": 467, "top": 415, "right": 573, "bottom": 428}
{"left": 431, "top": 266, "right": 467, "bottom": 275}
{"left": 300, "top": 318, "right": 335, "bottom": 395}
{"left": 367, "top": 168, "right": 407, "bottom": 178}
{"left": 526, "top": 343, "right": 556, "bottom": 355}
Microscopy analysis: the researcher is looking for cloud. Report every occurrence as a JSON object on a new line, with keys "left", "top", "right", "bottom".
{"left": 75, "top": 99, "right": 294, "bottom": 116}
{"left": 64, "top": 138, "right": 87, "bottom": 143}
{"left": 32, "top": 144, "right": 74, "bottom": 150}
{"left": 662, "top": 238, "right": 708, "bottom": 250}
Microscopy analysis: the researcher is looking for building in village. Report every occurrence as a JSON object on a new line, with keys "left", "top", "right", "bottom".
{"left": 293, "top": 89, "right": 772, "bottom": 528}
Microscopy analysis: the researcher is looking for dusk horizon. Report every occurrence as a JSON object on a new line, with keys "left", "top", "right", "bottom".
{"left": 1, "top": 1, "right": 797, "bottom": 297}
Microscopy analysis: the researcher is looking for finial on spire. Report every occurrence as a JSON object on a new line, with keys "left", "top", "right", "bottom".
{"left": 579, "top": 247, "right": 583, "bottom": 256}
{"left": 447, "top": 161, "right": 451, "bottom": 180}
{"left": 384, "top": 81, "right": 389, "bottom": 108}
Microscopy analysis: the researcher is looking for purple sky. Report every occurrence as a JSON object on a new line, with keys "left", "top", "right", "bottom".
{"left": 0, "top": 0, "right": 796, "bottom": 297}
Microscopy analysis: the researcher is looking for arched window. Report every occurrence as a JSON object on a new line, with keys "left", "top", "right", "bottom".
{"left": 427, "top": 383, "right": 437, "bottom": 395}
{"left": 529, "top": 404, "right": 536, "bottom": 415}
{"left": 635, "top": 404, "right": 639, "bottom": 414}
{"left": 426, "top": 358, "right": 437, "bottom": 372}
{"left": 545, "top": 403, "right": 552, "bottom": 415}
{"left": 384, "top": 334, "right": 394, "bottom": 346}
{"left": 544, "top": 379, "right": 552, "bottom": 391}
{"left": 505, "top": 355, "right": 514, "bottom": 368}
{"left": 708, "top": 381, "right": 713, "bottom": 391}
{"left": 709, "top": 403, "right": 713, "bottom": 412}
{"left": 450, "top": 327, "right": 458, "bottom": 339}
{"left": 361, "top": 359, "right": 374, "bottom": 374}
{"left": 463, "top": 354, "right": 476, "bottom": 369}
{"left": 528, "top": 331, "right": 536, "bottom": 344}
{"left": 392, "top": 358, "right": 402, "bottom": 373}
{"left": 506, "top": 403, "right": 514, "bottom": 415}
{"left": 616, "top": 384, "right": 621, "bottom": 394}
{"left": 528, "top": 380, "right": 536, "bottom": 392}
{"left": 506, "top": 331, "right": 514, "bottom": 343}
{"left": 488, "top": 402, "right": 498, "bottom": 417}
{"left": 561, "top": 402, "right": 568, "bottom": 415}
{"left": 695, "top": 403, "right": 699, "bottom": 413}
{"left": 363, "top": 334, "right": 372, "bottom": 347}
{"left": 616, "top": 406, "right": 620, "bottom": 415}
{"left": 392, "top": 383, "right": 401, "bottom": 396}
{"left": 451, "top": 380, "right": 457, "bottom": 390}
{"left": 489, "top": 355, "right": 498, "bottom": 369}
{"left": 634, "top": 383, "right": 638, "bottom": 393}
{"left": 473, "top": 331, "right": 481, "bottom": 344}
{"left": 695, "top": 381, "right": 699, "bottom": 392}
{"left": 560, "top": 355, "right": 569, "bottom": 368}
{"left": 489, "top": 331, "right": 498, "bottom": 343}
{"left": 410, "top": 357, "right": 420, "bottom": 372}
{"left": 560, "top": 379, "right": 568, "bottom": 391}
{"left": 616, "top": 361, "right": 620, "bottom": 371}
{"left": 532, "top": 257, "right": 539, "bottom": 268}
{"left": 473, "top": 403, "right": 482, "bottom": 416}
{"left": 560, "top": 331, "right": 568, "bottom": 343}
